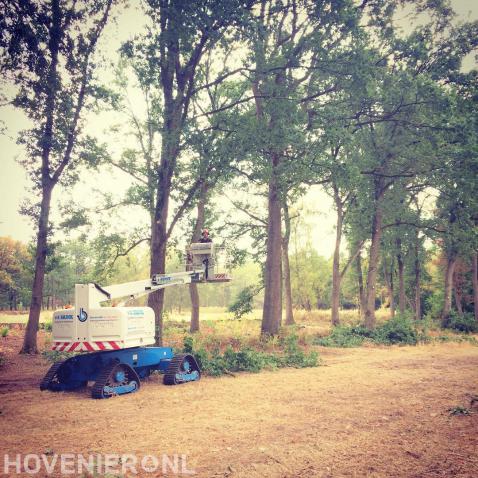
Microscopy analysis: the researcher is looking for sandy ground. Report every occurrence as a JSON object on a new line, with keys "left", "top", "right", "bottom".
{"left": 0, "top": 332, "right": 477, "bottom": 477}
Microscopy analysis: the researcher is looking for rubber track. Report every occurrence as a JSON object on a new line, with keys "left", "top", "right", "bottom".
{"left": 91, "top": 362, "right": 140, "bottom": 399}
{"left": 39, "top": 361, "right": 64, "bottom": 391}
{"left": 163, "top": 354, "right": 201, "bottom": 385}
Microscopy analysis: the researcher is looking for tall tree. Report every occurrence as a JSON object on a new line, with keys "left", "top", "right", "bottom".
{"left": 0, "top": 0, "right": 115, "bottom": 353}
{"left": 240, "top": 0, "right": 363, "bottom": 335}
{"left": 122, "top": 0, "right": 252, "bottom": 345}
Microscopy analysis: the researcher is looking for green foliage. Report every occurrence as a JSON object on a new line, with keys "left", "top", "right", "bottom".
{"left": 316, "top": 315, "right": 420, "bottom": 347}
{"left": 280, "top": 334, "right": 319, "bottom": 368}
{"left": 228, "top": 286, "right": 258, "bottom": 319}
{"left": 373, "top": 315, "right": 419, "bottom": 345}
{"left": 314, "top": 323, "right": 372, "bottom": 347}
{"left": 424, "top": 289, "right": 445, "bottom": 321}
{"left": 1, "top": 327, "right": 9, "bottom": 337}
{"left": 182, "top": 334, "right": 319, "bottom": 377}
{"left": 442, "top": 312, "right": 478, "bottom": 334}
{"left": 0, "top": 237, "right": 32, "bottom": 310}
{"left": 42, "top": 350, "right": 77, "bottom": 363}
{"left": 42, "top": 322, "right": 53, "bottom": 333}
{"left": 290, "top": 244, "right": 333, "bottom": 310}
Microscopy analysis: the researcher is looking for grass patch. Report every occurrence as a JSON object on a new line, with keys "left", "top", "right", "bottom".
{"left": 1, "top": 326, "right": 9, "bottom": 337}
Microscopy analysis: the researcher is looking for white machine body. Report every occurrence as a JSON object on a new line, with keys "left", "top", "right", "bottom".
{"left": 51, "top": 271, "right": 203, "bottom": 352}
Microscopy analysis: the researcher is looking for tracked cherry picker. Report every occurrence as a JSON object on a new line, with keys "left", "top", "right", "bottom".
{"left": 40, "top": 242, "right": 230, "bottom": 398}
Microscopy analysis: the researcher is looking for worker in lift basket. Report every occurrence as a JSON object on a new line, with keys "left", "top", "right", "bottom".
{"left": 199, "top": 228, "right": 212, "bottom": 243}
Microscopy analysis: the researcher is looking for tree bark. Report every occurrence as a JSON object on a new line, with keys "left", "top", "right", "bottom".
{"left": 21, "top": 185, "right": 53, "bottom": 354}
{"left": 414, "top": 235, "right": 421, "bottom": 320}
{"left": 331, "top": 185, "right": 343, "bottom": 326}
{"left": 20, "top": 1, "right": 61, "bottom": 354}
{"left": 282, "top": 202, "right": 294, "bottom": 325}
{"left": 261, "top": 153, "right": 283, "bottom": 336}
{"left": 148, "top": 26, "right": 183, "bottom": 345}
{"left": 472, "top": 252, "right": 478, "bottom": 322}
{"left": 383, "top": 257, "right": 395, "bottom": 318}
{"left": 149, "top": 124, "right": 177, "bottom": 345}
{"left": 189, "top": 181, "right": 207, "bottom": 333}
{"left": 441, "top": 252, "right": 457, "bottom": 324}
{"left": 453, "top": 270, "right": 463, "bottom": 316}
{"left": 364, "top": 200, "right": 383, "bottom": 329}
{"left": 356, "top": 251, "right": 366, "bottom": 317}
{"left": 282, "top": 246, "right": 294, "bottom": 325}
{"left": 396, "top": 238, "right": 406, "bottom": 314}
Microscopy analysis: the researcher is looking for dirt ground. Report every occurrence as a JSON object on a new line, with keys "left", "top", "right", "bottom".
{"left": 1, "top": 331, "right": 477, "bottom": 478}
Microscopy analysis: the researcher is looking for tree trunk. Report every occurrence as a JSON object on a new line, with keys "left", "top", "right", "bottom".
{"left": 364, "top": 201, "right": 383, "bottom": 329}
{"left": 282, "top": 201, "right": 294, "bottom": 325}
{"left": 148, "top": 91, "right": 182, "bottom": 345}
{"left": 21, "top": 186, "right": 53, "bottom": 354}
{"left": 261, "top": 153, "right": 282, "bottom": 336}
{"left": 356, "top": 251, "right": 366, "bottom": 317}
{"left": 396, "top": 238, "right": 406, "bottom": 314}
{"left": 414, "top": 237, "right": 421, "bottom": 320}
{"left": 282, "top": 239, "right": 294, "bottom": 326}
{"left": 453, "top": 270, "right": 463, "bottom": 316}
{"left": 383, "top": 258, "right": 395, "bottom": 318}
{"left": 331, "top": 186, "right": 343, "bottom": 326}
{"left": 441, "top": 252, "right": 457, "bottom": 324}
{"left": 189, "top": 181, "right": 207, "bottom": 333}
{"left": 472, "top": 252, "right": 478, "bottom": 322}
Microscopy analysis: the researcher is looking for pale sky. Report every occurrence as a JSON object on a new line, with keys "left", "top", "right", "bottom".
{"left": 0, "top": 0, "right": 476, "bottom": 259}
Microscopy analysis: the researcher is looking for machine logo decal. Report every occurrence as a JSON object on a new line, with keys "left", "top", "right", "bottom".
{"left": 77, "top": 308, "right": 88, "bottom": 322}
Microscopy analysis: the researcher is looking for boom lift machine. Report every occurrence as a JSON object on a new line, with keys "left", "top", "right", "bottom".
{"left": 40, "top": 242, "right": 230, "bottom": 398}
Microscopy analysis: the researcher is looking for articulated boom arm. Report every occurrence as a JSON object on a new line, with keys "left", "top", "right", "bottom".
{"left": 86, "top": 270, "right": 205, "bottom": 308}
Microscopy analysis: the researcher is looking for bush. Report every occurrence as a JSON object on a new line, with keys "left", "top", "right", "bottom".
{"left": 314, "top": 323, "right": 372, "bottom": 347}
{"left": 373, "top": 314, "right": 418, "bottom": 345}
{"left": 443, "top": 312, "right": 478, "bottom": 333}
{"left": 1, "top": 327, "right": 9, "bottom": 337}
{"left": 315, "top": 315, "right": 420, "bottom": 347}
{"left": 42, "top": 350, "right": 77, "bottom": 363}
{"left": 281, "top": 334, "right": 319, "bottom": 367}
{"left": 182, "top": 334, "right": 319, "bottom": 376}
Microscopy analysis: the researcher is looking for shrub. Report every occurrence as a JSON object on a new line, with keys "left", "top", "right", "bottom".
{"left": 314, "top": 323, "right": 371, "bottom": 347}
{"left": 42, "top": 350, "right": 76, "bottom": 363}
{"left": 443, "top": 312, "right": 478, "bottom": 334}
{"left": 281, "top": 334, "right": 319, "bottom": 367}
{"left": 373, "top": 314, "right": 418, "bottom": 345}
{"left": 315, "top": 315, "right": 421, "bottom": 347}
{"left": 1, "top": 327, "right": 9, "bottom": 337}
{"left": 182, "top": 334, "right": 318, "bottom": 376}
